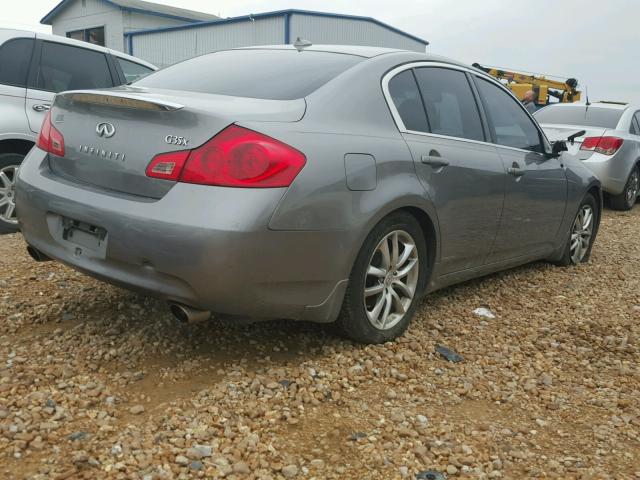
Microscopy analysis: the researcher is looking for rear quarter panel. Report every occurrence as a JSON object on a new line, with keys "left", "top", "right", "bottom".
{"left": 251, "top": 52, "right": 440, "bottom": 281}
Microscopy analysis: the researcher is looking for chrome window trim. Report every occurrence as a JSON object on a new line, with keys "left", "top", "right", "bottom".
{"left": 382, "top": 61, "right": 550, "bottom": 156}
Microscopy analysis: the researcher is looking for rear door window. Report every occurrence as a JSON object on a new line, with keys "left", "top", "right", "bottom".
{"left": 387, "top": 70, "right": 429, "bottom": 133}
{"left": 36, "top": 41, "right": 114, "bottom": 93}
{"left": 414, "top": 67, "right": 485, "bottom": 142}
{"left": 0, "top": 38, "right": 35, "bottom": 88}
{"left": 475, "top": 77, "right": 543, "bottom": 153}
{"left": 633, "top": 113, "right": 640, "bottom": 135}
{"left": 136, "top": 49, "right": 363, "bottom": 100}
{"left": 117, "top": 57, "right": 154, "bottom": 83}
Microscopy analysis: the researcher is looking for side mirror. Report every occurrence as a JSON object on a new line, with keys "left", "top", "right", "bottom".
{"left": 552, "top": 140, "right": 568, "bottom": 155}
{"left": 547, "top": 140, "right": 568, "bottom": 158}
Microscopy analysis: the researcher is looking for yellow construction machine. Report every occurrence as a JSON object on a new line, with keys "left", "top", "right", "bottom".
{"left": 472, "top": 63, "right": 581, "bottom": 106}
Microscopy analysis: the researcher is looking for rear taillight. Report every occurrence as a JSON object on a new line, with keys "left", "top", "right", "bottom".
{"left": 580, "top": 136, "right": 623, "bottom": 155}
{"left": 145, "top": 151, "right": 190, "bottom": 181}
{"left": 146, "top": 125, "right": 306, "bottom": 188}
{"left": 36, "top": 110, "right": 65, "bottom": 157}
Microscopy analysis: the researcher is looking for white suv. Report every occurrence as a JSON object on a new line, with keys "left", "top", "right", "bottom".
{"left": 0, "top": 28, "right": 156, "bottom": 233}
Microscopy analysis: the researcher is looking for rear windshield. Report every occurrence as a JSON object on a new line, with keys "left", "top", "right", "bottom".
{"left": 136, "top": 49, "right": 363, "bottom": 100}
{"left": 534, "top": 105, "right": 624, "bottom": 129}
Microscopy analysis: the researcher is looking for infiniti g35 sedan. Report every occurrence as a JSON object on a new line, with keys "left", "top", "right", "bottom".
{"left": 15, "top": 45, "right": 602, "bottom": 344}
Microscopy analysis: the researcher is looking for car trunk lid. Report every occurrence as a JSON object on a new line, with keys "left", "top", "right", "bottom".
{"left": 49, "top": 87, "right": 306, "bottom": 198}
{"left": 540, "top": 123, "right": 608, "bottom": 158}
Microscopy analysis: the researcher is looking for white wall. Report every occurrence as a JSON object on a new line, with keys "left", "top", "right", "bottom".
{"left": 50, "top": 0, "right": 198, "bottom": 53}
{"left": 50, "top": 0, "right": 123, "bottom": 51}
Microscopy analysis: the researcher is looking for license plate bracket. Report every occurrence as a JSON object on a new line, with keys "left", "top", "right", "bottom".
{"left": 48, "top": 214, "right": 108, "bottom": 260}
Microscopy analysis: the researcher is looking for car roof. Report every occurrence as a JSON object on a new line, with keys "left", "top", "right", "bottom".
{"left": 0, "top": 28, "right": 156, "bottom": 70}
{"left": 233, "top": 44, "right": 474, "bottom": 68}
{"left": 235, "top": 44, "right": 408, "bottom": 58}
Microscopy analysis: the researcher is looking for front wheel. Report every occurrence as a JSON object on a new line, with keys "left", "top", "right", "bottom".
{"left": 335, "top": 212, "right": 427, "bottom": 344}
{"left": 556, "top": 193, "right": 598, "bottom": 266}
{"left": 610, "top": 166, "right": 639, "bottom": 211}
{"left": 0, "top": 153, "right": 23, "bottom": 234}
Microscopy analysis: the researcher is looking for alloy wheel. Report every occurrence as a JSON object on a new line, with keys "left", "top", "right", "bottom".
{"left": 0, "top": 165, "right": 18, "bottom": 226}
{"left": 626, "top": 169, "right": 639, "bottom": 206}
{"left": 364, "top": 230, "right": 419, "bottom": 330}
{"left": 570, "top": 205, "right": 594, "bottom": 263}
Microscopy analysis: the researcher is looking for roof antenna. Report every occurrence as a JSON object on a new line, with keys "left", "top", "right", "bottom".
{"left": 585, "top": 86, "right": 591, "bottom": 106}
{"left": 293, "top": 37, "right": 312, "bottom": 52}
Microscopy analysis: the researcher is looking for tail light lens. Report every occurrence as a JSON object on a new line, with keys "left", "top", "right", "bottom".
{"left": 580, "top": 136, "right": 623, "bottom": 155}
{"left": 36, "top": 110, "right": 65, "bottom": 157}
{"left": 145, "top": 151, "right": 190, "bottom": 181}
{"left": 146, "top": 125, "right": 306, "bottom": 188}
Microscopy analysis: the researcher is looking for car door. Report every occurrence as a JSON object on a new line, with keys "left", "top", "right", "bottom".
{"left": 473, "top": 76, "right": 568, "bottom": 262}
{"left": 384, "top": 65, "right": 505, "bottom": 274}
{"left": 0, "top": 36, "right": 35, "bottom": 139}
{"left": 25, "top": 40, "right": 116, "bottom": 133}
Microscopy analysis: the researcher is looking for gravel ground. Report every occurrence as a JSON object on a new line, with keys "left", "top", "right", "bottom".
{"left": 1, "top": 208, "right": 639, "bottom": 480}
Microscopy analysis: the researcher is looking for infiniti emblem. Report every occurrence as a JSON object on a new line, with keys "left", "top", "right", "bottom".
{"left": 96, "top": 122, "right": 116, "bottom": 138}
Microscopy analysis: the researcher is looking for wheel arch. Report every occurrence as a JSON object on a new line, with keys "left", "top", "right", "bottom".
{"left": 586, "top": 182, "right": 603, "bottom": 211}
{"left": 399, "top": 206, "right": 438, "bottom": 286}
{"left": 0, "top": 139, "right": 34, "bottom": 157}
{"left": 348, "top": 202, "right": 440, "bottom": 294}
{"left": 586, "top": 182, "right": 603, "bottom": 249}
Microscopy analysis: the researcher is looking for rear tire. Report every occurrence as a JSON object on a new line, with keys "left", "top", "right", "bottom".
{"left": 555, "top": 193, "right": 598, "bottom": 266}
{"left": 610, "top": 166, "right": 639, "bottom": 211}
{"left": 335, "top": 212, "right": 428, "bottom": 344}
{"left": 0, "top": 153, "right": 23, "bottom": 235}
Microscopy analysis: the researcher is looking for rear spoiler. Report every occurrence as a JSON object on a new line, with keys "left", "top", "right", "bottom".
{"left": 56, "top": 90, "right": 184, "bottom": 112}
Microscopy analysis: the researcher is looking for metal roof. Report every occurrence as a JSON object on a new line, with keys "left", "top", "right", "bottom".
{"left": 122, "top": 9, "right": 429, "bottom": 46}
{"left": 41, "top": 0, "right": 219, "bottom": 25}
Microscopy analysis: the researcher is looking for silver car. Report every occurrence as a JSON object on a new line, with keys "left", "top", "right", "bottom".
{"left": 16, "top": 46, "right": 601, "bottom": 344}
{"left": 0, "top": 28, "right": 156, "bottom": 233}
{"left": 535, "top": 102, "right": 640, "bottom": 210}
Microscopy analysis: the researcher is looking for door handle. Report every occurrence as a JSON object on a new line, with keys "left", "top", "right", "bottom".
{"left": 507, "top": 162, "right": 526, "bottom": 177}
{"left": 421, "top": 155, "right": 450, "bottom": 168}
{"left": 32, "top": 104, "right": 51, "bottom": 112}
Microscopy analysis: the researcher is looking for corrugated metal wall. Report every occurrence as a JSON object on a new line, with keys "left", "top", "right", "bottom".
{"left": 289, "top": 13, "right": 425, "bottom": 52}
{"left": 129, "top": 13, "right": 426, "bottom": 67}
{"left": 131, "top": 16, "right": 284, "bottom": 67}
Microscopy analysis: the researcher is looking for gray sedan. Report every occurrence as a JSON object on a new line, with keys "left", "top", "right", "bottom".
{"left": 16, "top": 46, "right": 601, "bottom": 343}
{"left": 535, "top": 102, "right": 640, "bottom": 210}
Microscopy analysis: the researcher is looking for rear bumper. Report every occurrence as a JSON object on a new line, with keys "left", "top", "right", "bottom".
{"left": 582, "top": 153, "right": 631, "bottom": 195}
{"left": 15, "top": 148, "right": 350, "bottom": 323}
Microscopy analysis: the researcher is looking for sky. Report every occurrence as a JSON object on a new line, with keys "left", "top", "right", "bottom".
{"left": 2, "top": 0, "right": 639, "bottom": 103}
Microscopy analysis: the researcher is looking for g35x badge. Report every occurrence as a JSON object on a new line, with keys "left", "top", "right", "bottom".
{"left": 164, "top": 135, "right": 189, "bottom": 147}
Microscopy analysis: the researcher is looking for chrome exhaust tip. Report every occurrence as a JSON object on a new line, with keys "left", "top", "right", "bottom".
{"left": 26, "top": 246, "right": 51, "bottom": 262}
{"left": 169, "top": 303, "right": 211, "bottom": 324}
